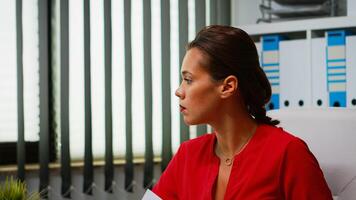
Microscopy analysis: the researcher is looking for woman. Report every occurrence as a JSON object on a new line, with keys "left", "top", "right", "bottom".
{"left": 152, "top": 25, "right": 332, "bottom": 200}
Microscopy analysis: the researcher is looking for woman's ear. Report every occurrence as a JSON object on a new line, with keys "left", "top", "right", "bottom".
{"left": 220, "top": 75, "right": 238, "bottom": 99}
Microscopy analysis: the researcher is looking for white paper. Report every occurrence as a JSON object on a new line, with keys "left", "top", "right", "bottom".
{"left": 142, "top": 189, "right": 162, "bottom": 200}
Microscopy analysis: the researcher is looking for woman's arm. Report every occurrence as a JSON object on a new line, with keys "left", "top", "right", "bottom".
{"left": 280, "top": 138, "right": 333, "bottom": 200}
{"left": 152, "top": 143, "right": 185, "bottom": 200}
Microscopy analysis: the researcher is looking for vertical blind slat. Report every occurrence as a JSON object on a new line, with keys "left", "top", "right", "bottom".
{"left": 210, "top": 0, "right": 217, "bottom": 25}
{"left": 217, "top": 0, "right": 230, "bottom": 25}
{"left": 195, "top": 0, "right": 205, "bottom": 32}
{"left": 196, "top": 124, "right": 208, "bottom": 136}
{"left": 104, "top": 0, "right": 114, "bottom": 192}
{"left": 83, "top": 0, "right": 94, "bottom": 195}
{"left": 195, "top": 0, "right": 208, "bottom": 136}
{"left": 16, "top": 0, "right": 25, "bottom": 182}
{"left": 143, "top": 0, "right": 154, "bottom": 189}
{"left": 161, "top": 0, "right": 172, "bottom": 172}
{"left": 124, "top": 0, "right": 134, "bottom": 192}
{"left": 60, "top": 0, "right": 71, "bottom": 197}
{"left": 179, "top": 0, "right": 190, "bottom": 143}
{"left": 38, "top": 0, "right": 50, "bottom": 197}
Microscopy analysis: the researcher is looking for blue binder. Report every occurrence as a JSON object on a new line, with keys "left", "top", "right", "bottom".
{"left": 261, "top": 35, "right": 283, "bottom": 110}
{"left": 326, "top": 30, "right": 349, "bottom": 107}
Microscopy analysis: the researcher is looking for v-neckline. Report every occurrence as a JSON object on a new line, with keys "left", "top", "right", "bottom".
{"left": 209, "top": 124, "right": 262, "bottom": 200}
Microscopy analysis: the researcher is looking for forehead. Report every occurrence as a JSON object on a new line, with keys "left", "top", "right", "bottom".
{"left": 181, "top": 48, "right": 210, "bottom": 75}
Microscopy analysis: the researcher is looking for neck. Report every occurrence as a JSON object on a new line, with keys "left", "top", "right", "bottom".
{"left": 210, "top": 102, "right": 257, "bottom": 158}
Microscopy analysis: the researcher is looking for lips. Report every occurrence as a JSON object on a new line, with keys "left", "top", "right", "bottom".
{"left": 180, "top": 105, "right": 186, "bottom": 113}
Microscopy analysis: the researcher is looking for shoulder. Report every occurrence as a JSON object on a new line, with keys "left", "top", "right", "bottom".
{"left": 267, "top": 127, "right": 333, "bottom": 199}
{"left": 259, "top": 125, "right": 317, "bottom": 166}
{"left": 250, "top": 124, "right": 309, "bottom": 160}
{"left": 258, "top": 124, "right": 305, "bottom": 147}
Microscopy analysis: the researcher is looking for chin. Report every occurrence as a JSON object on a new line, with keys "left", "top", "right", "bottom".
{"left": 183, "top": 116, "right": 204, "bottom": 126}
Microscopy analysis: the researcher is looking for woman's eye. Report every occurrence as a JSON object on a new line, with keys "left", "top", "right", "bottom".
{"left": 184, "top": 78, "right": 192, "bottom": 84}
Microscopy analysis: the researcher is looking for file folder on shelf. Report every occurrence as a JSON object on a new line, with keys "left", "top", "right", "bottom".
{"left": 255, "top": 42, "right": 262, "bottom": 64}
{"left": 279, "top": 39, "right": 311, "bottom": 108}
{"left": 326, "top": 30, "right": 349, "bottom": 107}
{"left": 312, "top": 32, "right": 355, "bottom": 108}
{"left": 346, "top": 35, "right": 356, "bottom": 108}
{"left": 261, "top": 35, "right": 283, "bottom": 110}
{"left": 311, "top": 38, "right": 328, "bottom": 107}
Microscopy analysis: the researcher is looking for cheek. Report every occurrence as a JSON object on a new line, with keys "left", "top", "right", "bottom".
{"left": 189, "top": 88, "right": 220, "bottom": 115}
{"left": 182, "top": 85, "right": 220, "bottom": 125}
{"left": 184, "top": 98, "right": 219, "bottom": 125}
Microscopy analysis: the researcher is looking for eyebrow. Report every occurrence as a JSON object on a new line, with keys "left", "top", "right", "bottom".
{"left": 181, "top": 70, "right": 193, "bottom": 76}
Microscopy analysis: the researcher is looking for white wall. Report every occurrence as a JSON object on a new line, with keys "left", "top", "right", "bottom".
{"left": 348, "top": 0, "right": 356, "bottom": 16}
{"left": 231, "top": 0, "right": 261, "bottom": 26}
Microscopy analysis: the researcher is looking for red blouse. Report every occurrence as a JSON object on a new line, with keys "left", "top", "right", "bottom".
{"left": 152, "top": 124, "right": 332, "bottom": 200}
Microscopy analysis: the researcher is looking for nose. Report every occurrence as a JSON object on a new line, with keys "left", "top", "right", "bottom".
{"left": 175, "top": 85, "right": 184, "bottom": 99}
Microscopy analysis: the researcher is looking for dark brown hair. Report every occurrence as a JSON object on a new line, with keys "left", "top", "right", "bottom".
{"left": 188, "top": 25, "right": 279, "bottom": 126}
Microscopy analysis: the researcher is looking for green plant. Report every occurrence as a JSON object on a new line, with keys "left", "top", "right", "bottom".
{"left": 0, "top": 177, "right": 40, "bottom": 200}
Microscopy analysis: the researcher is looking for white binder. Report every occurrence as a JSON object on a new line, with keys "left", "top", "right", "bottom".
{"left": 279, "top": 39, "right": 311, "bottom": 108}
{"left": 255, "top": 42, "right": 262, "bottom": 64}
{"left": 311, "top": 38, "right": 328, "bottom": 108}
{"left": 346, "top": 35, "right": 356, "bottom": 108}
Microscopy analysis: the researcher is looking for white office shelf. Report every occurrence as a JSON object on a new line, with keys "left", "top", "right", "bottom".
{"left": 236, "top": 16, "right": 356, "bottom": 36}
{"left": 232, "top": 14, "right": 356, "bottom": 109}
